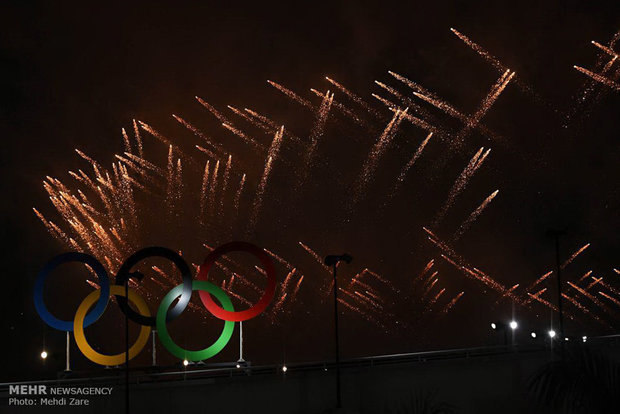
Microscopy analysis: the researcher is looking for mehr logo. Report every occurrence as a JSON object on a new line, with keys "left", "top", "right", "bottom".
{"left": 33, "top": 242, "right": 276, "bottom": 365}
{"left": 9, "top": 385, "right": 47, "bottom": 395}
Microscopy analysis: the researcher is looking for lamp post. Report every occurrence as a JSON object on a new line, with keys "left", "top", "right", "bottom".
{"left": 547, "top": 229, "right": 566, "bottom": 357}
{"left": 324, "top": 253, "right": 353, "bottom": 410}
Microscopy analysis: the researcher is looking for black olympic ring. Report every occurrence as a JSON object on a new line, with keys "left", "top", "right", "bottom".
{"left": 114, "top": 246, "right": 193, "bottom": 326}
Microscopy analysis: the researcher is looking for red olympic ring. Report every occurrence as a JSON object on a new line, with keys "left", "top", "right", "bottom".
{"left": 197, "top": 241, "right": 276, "bottom": 322}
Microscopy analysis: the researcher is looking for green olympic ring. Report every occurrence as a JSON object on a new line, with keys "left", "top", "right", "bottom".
{"left": 156, "top": 280, "right": 235, "bottom": 361}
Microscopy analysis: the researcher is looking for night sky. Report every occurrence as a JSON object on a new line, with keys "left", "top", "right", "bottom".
{"left": 2, "top": 1, "right": 619, "bottom": 381}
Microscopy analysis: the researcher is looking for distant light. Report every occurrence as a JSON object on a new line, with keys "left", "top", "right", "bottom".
{"left": 564, "top": 337, "right": 569, "bottom": 341}
{"left": 282, "top": 365, "right": 288, "bottom": 373}
{"left": 530, "top": 332, "right": 537, "bottom": 338}
{"left": 491, "top": 323, "right": 497, "bottom": 330}
{"left": 40, "top": 350, "right": 48, "bottom": 359}
{"left": 548, "top": 330, "right": 556, "bottom": 338}
{"left": 183, "top": 359, "right": 189, "bottom": 366}
{"left": 582, "top": 336, "right": 587, "bottom": 343}
{"left": 236, "top": 364, "right": 241, "bottom": 369}
{"left": 509, "top": 321, "right": 518, "bottom": 330}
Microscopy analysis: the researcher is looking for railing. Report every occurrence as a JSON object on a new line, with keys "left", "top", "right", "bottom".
{"left": 2, "top": 335, "right": 618, "bottom": 391}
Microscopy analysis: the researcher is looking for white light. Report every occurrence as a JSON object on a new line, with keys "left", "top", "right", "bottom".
{"left": 236, "top": 364, "right": 241, "bottom": 369}
{"left": 509, "top": 321, "right": 518, "bottom": 330}
{"left": 530, "top": 332, "right": 537, "bottom": 338}
{"left": 548, "top": 330, "right": 556, "bottom": 338}
{"left": 491, "top": 323, "right": 497, "bottom": 330}
{"left": 582, "top": 336, "right": 587, "bottom": 342}
{"left": 564, "top": 337, "right": 569, "bottom": 341}
{"left": 282, "top": 365, "right": 288, "bottom": 372}
{"left": 40, "top": 351, "right": 48, "bottom": 359}
{"left": 183, "top": 359, "right": 189, "bottom": 366}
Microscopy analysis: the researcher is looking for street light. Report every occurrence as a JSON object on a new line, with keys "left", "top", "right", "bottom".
{"left": 509, "top": 321, "right": 518, "bottom": 330}
{"left": 548, "top": 330, "right": 556, "bottom": 338}
{"left": 40, "top": 350, "right": 48, "bottom": 359}
{"left": 282, "top": 365, "right": 288, "bottom": 373}
{"left": 324, "top": 253, "right": 353, "bottom": 410}
{"left": 530, "top": 332, "right": 537, "bottom": 338}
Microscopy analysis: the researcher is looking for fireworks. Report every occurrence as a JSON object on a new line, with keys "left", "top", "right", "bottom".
{"left": 561, "top": 243, "right": 590, "bottom": 269}
{"left": 574, "top": 66, "right": 620, "bottom": 91}
{"left": 434, "top": 147, "right": 489, "bottom": 224}
{"left": 453, "top": 190, "right": 499, "bottom": 241}
{"left": 33, "top": 26, "right": 620, "bottom": 347}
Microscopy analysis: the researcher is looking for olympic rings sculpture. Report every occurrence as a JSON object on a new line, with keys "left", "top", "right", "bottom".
{"left": 33, "top": 242, "right": 277, "bottom": 366}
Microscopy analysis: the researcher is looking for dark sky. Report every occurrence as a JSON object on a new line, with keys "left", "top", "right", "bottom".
{"left": 2, "top": 1, "right": 619, "bottom": 381}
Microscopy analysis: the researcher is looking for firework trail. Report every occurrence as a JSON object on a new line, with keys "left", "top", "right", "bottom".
{"left": 222, "top": 122, "right": 264, "bottom": 150}
{"left": 591, "top": 40, "right": 619, "bottom": 57}
{"left": 195, "top": 96, "right": 230, "bottom": 124}
{"left": 449, "top": 28, "right": 542, "bottom": 102}
{"left": 290, "top": 275, "right": 304, "bottom": 302}
{"left": 227, "top": 105, "right": 271, "bottom": 131}
{"left": 123, "top": 152, "right": 162, "bottom": 174}
{"left": 218, "top": 155, "right": 232, "bottom": 216}
{"left": 562, "top": 293, "right": 600, "bottom": 324}
{"left": 574, "top": 66, "right": 620, "bottom": 91}
{"left": 199, "top": 160, "right": 211, "bottom": 220}
{"left": 173, "top": 114, "right": 225, "bottom": 154}
{"left": 441, "top": 292, "right": 464, "bottom": 314}
{"left": 453, "top": 190, "right": 499, "bottom": 241}
{"left": 561, "top": 243, "right": 590, "bottom": 269}
{"left": 249, "top": 156, "right": 274, "bottom": 230}
{"left": 207, "top": 160, "right": 220, "bottom": 217}
{"left": 493, "top": 283, "right": 519, "bottom": 305}
{"left": 325, "top": 76, "right": 382, "bottom": 118}
{"left": 130, "top": 119, "right": 143, "bottom": 159}
{"left": 138, "top": 121, "right": 174, "bottom": 147}
{"left": 430, "top": 233, "right": 515, "bottom": 301}
{"left": 524, "top": 288, "right": 547, "bottom": 305}
{"left": 599, "top": 291, "right": 620, "bottom": 307}
{"left": 195, "top": 145, "right": 219, "bottom": 160}
{"left": 242, "top": 108, "right": 302, "bottom": 144}
{"left": 597, "top": 279, "right": 620, "bottom": 298}
{"left": 391, "top": 132, "right": 433, "bottom": 196}
{"left": 525, "top": 270, "right": 553, "bottom": 292}
{"left": 567, "top": 281, "right": 615, "bottom": 318}
{"left": 372, "top": 93, "right": 398, "bottom": 110}
{"left": 304, "top": 91, "right": 334, "bottom": 169}
{"left": 434, "top": 147, "right": 487, "bottom": 224}
{"left": 121, "top": 128, "right": 132, "bottom": 153}
{"left": 265, "top": 247, "right": 294, "bottom": 270}
{"left": 364, "top": 268, "right": 398, "bottom": 293}
{"left": 427, "top": 288, "right": 446, "bottom": 310}
{"left": 298, "top": 242, "right": 329, "bottom": 271}
{"left": 450, "top": 28, "right": 506, "bottom": 72}
{"left": 355, "top": 108, "right": 407, "bottom": 198}
{"left": 233, "top": 173, "right": 246, "bottom": 215}
{"left": 310, "top": 88, "right": 366, "bottom": 127}
{"left": 527, "top": 292, "right": 558, "bottom": 313}
{"left": 578, "top": 270, "right": 593, "bottom": 282}
{"left": 372, "top": 92, "right": 437, "bottom": 133}
{"left": 374, "top": 80, "right": 435, "bottom": 121}
{"left": 455, "top": 70, "right": 515, "bottom": 143}
{"left": 75, "top": 149, "right": 100, "bottom": 167}
{"left": 585, "top": 276, "right": 603, "bottom": 291}
{"left": 422, "top": 270, "right": 439, "bottom": 286}
{"left": 267, "top": 80, "right": 313, "bottom": 108}
{"left": 414, "top": 259, "right": 435, "bottom": 284}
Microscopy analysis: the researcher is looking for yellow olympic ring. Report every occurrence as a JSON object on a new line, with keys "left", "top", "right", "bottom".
{"left": 74, "top": 285, "right": 151, "bottom": 366}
